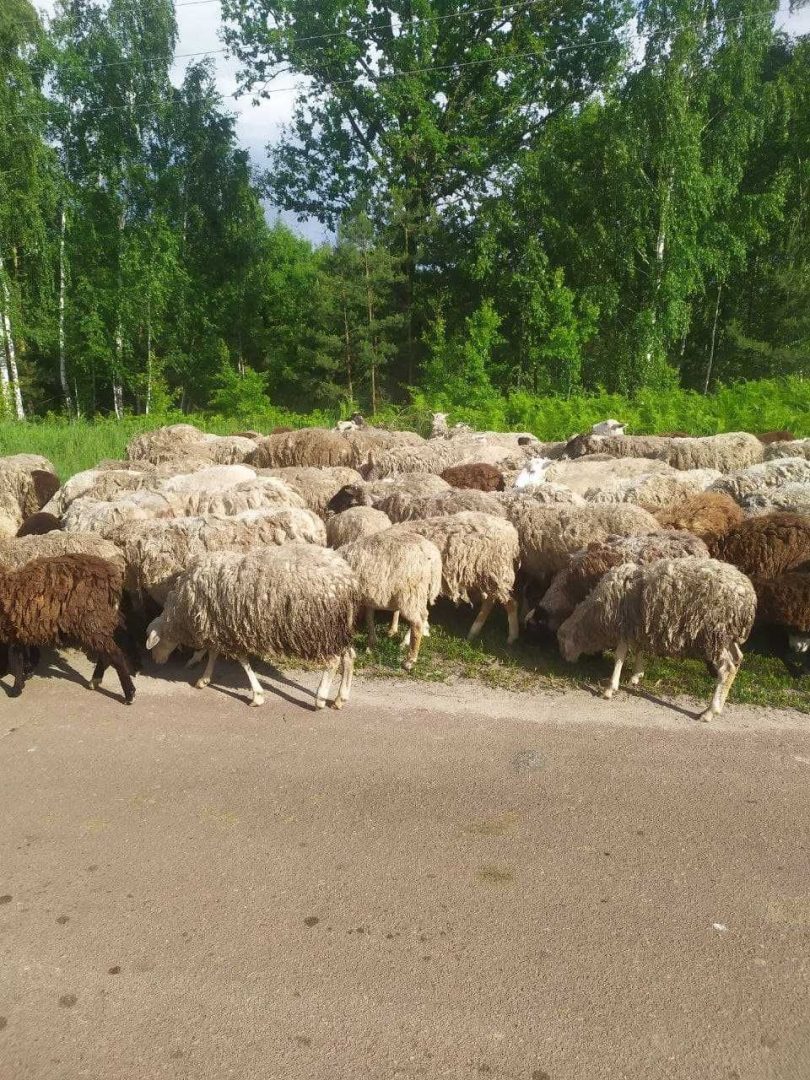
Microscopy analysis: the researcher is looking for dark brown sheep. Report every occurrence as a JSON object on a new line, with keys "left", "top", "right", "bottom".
{"left": 710, "top": 513, "right": 810, "bottom": 578}
{"left": 440, "top": 462, "right": 506, "bottom": 492}
{"left": 16, "top": 511, "right": 62, "bottom": 537}
{"left": 326, "top": 483, "right": 370, "bottom": 515}
{"left": 653, "top": 491, "right": 743, "bottom": 542}
{"left": 31, "top": 470, "right": 60, "bottom": 510}
{"left": 0, "top": 554, "right": 136, "bottom": 703}
{"left": 757, "top": 430, "right": 796, "bottom": 445}
{"left": 753, "top": 572, "right": 810, "bottom": 642}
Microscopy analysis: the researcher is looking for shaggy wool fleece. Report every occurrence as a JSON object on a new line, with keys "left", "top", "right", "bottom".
{"left": 710, "top": 513, "right": 810, "bottom": 578}
{"left": 0, "top": 530, "right": 124, "bottom": 571}
{"left": 326, "top": 506, "right": 391, "bottom": 548}
{"left": 753, "top": 572, "right": 810, "bottom": 635}
{"left": 155, "top": 544, "right": 358, "bottom": 663}
{"left": 340, "top": 530, "right": 442, "bottom": 625}
{"left": 653, "top": 491, "right": 743, "bottom": 542}
{"left": 557, "top": 557, "right": 756, "bottom": 665}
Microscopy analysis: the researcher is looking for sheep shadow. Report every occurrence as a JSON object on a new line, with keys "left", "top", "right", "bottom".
{"left": 140, "top": 655, "right": 321, "bottom": 711}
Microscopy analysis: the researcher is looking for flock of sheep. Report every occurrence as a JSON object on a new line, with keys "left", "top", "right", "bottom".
{"left": 0, "top": 414, "right": 808, "bottom": 721}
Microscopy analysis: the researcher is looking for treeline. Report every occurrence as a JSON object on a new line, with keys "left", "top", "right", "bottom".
{"left": 1, "top": 0, "right": 808, "bottom": 421}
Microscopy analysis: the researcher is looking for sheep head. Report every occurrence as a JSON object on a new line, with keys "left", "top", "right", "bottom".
{"left": 326, "top": 483, "right": 370, "bottom": 514}
{"left": 145, "top": 615, "right": 177, "bottom": 664}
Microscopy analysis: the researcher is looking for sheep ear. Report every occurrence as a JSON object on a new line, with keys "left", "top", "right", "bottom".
{"left": 146, "top": 629, "right": 160, "bottom": 651}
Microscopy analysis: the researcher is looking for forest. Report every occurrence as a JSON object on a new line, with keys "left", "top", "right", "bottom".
{"left": 0, "top": 0, "right": 808, "bottom": 423}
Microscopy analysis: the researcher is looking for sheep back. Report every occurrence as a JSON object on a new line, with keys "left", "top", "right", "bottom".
{"left": 326, "top": 506, "right": 391, "bottom": 547}
{"left": 710, "top": 513, "right": 810, "bottom": 578}
{"left": 653, "top": 491, "right": 743, "bottom": 542}
{"left": 753, "top": 572, "right": 810, "bottom": 634}
{"left": 340, "top": 530, "right": 441, "bottom": 624}
{"left": 0, "top": 531, "right": 124, "bottom": 572}
{"left": 440, "top": 463, "right": 505, "bottom": 492}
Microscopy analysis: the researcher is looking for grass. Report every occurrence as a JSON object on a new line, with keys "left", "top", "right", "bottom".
{"left": 352, "top": 602, "right": 810, "bottom": 714}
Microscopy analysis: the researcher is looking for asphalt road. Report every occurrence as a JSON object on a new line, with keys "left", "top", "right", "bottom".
{"left": 1, "top": 655, "right": 809, "bottom": 1080}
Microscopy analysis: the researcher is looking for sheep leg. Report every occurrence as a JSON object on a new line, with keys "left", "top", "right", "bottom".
{"left": 316, "top": 656, "right": 341, "bottom": 709}
{"left": 468, "top": 597, "right": 496, "bottom": 641}
{"left": 387, "top": 611, "right": 401, "bottom": 637}
{"left": 629, "top": 653, "right": 646, "bottom": 686}
{"left": 194, "top": 651, "right": 218, "bottom": 689}
{"left": 8, "top": 646, "right": 27, "bottom": 698}
{"left": 504, "top": 598, "right": 520, "bottom": 645}
{"left": 332, "top": 647, "right": 356, "bottom": 709}
{"left": 402, "top": 622, "right": 424, "bottom": 672}
{"left": 364, "top": 607, "right": 378, "bottom": 650}
{"left": 24, "top": 646, "right": 40, "bottom": 676}
{"left": 90, "top": 658, "right": 106, "bottom": 690}
{"left": 239, "top": 658, "right": 265, "bottom": 707}
{"left": 699, "top": 651, "right": 740, "bottom": 722}
{"left": 603, "top": 642, "right": 628, "bottom": 699}
{"left": 185, "top": 649, "right": 206, "bottom": 669}
{"left": 102, "top": 644, "right": 136, "bottom": 705}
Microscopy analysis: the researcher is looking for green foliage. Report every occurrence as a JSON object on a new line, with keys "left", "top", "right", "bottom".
{"left": 421, "top": 300, "right": 501, "bottom": 412}
{"left": 209, "top": 354, "right": 271, "bottom": 420}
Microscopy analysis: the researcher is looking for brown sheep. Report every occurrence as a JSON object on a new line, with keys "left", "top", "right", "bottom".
{"left": 710, "top": 513, "right": 810, "bottom": 578}
{"left": 653, "top": 491, "right": 743, "bottom": 542}
{"left": 440, "top": 462, "right": 506, "bottom": 492}
{"left": 16, "top": 512, "right": 62, "bottom": 537}
{"left": 757, "top": 430, "right": 795, "bottom": 445}
{"left": 752, "top": 572, "right": 810, "bottom": 652}
{"left": 0, "top": 554, "right": 136, "bottom": 703}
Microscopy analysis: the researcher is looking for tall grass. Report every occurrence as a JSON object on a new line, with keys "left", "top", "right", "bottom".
{"left": 0, "top": 377, "right": 806, "bottom": 479}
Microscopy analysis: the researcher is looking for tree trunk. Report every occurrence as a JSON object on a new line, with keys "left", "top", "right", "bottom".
{"left": 113, "top": 209, "right": 125, "bottom": 419}
{"left": 343, "top": 300, "right": 353, "bottom": 401}
{"left": 703, "top": 283, "right": 723, "bottom": 395}
{"left": 0, "top": 256, "right": 25, "bottom": 420}
{"left": 363, "top": 250, "right": 377, "bottom": 413}
{"left": 145, "top": 295, "right": 152, "bottom": 415}
{"left": 58, "top": 204, "right": 74, "bottom": 418}
{"left": 0, "top": 307, "right": 11, "bottom": 414}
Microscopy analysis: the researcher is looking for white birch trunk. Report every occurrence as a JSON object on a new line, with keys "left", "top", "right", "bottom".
{"left": 113, "top": 208, "right": 125, "bottom": 419}
{"left": 0, "top": 255, "right": 25, "bottom": 420}
{"left": 59, "top": 205, "right": 74, "bottom": 417}
{"left": 0, "top": 308, "right": 11, "bottom": 414}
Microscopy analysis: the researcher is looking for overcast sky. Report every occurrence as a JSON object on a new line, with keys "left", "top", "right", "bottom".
{"left": 36, "top": 1, "right": 810, "bottom": 244}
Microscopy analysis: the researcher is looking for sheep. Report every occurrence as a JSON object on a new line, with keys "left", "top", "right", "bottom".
{"left": 563, "top": 431, "right": 764, "bottom": 473}
{"left": 557, "top": 557, "right": 756, "bottom": 721}
{"left": 145, "top": 544, "right": 358, "bottom": 709}
{"left": 62, "top": 491, "right": 176, "bottom": 535}
{"left": 257, "top": 466, "right": 363, "bottom": 515}
{"left": 763, "top": 439, "right": 810, "bottom": 461}
{"left": 125, "top": 424, "right": 256, "bottom": 466}
{"left": 498, "top": 485, "right": 585, "bottom": 509}
{"left": 710, "top": 458, "right": 810, "bottom": 504}
{"left": 753, "top": 572, "right": 810, "bottom": 653}
{"left": 741, "top": 484, "right": 810, "bottom": 517}
{"left": 709, "top": 513, "right": 810, "bottom": 578}
{"left": 653, "top": 491, "right": 743, "bottom": 542}
{"left": 758, "top": 430, "right": 796, "bottom": 445}
{"left": 360, "top": 437, "right": 526, "bottom": 480}
{"left": 544, "top": 456, "right": 674, "bottom": 497}
{"left": 504, "top": 502, "right": 661, "bottom": 588}
{"left": 114, "top": 507, "right": 326, "bottom": 606}
{"left": 0, "top": 467, "right": 60, "bottom": 521}
{"left": 430, "top": 412, "right": 449, "bottom": 438}
{"left": 325, "top": 474, "right": 450, "bottom": 517}
{"left": 583, "top": 469, "right": 721, "bottom": 508}
{"left": 339, "top": 530, "right": 442, "bottom": 669}
{"left": 440, "top": 462, "right": 505, "bottom": 492}
{"left": 392, "top": 512, "right": 520, "bottom": 643}
{"left": 0, "top": 530, "right": 125, "bottom": 572}
{"left": 158, "top": 464, "right": 256, "bottom": 494}
{"left": 591, "top": 419, "right": 625, "bottom": 437}
{"left": 384, "top": 488, "right": 507, "bottom": 523}
{"left": 170, "top": 477, "right": 306, "bottom": 517}
{"left": 0, "top": 453, "right": 56, "bottom": 475}
{"left": 531, "top": 530, "right": 710, "bottom": 633}
{"left": 16, "top": 511, "right": 62, "bottom": 537}
{"left": 247, "top": 427, "right": 424, "bottom": 470}
{"left": 514, "top": 458, "right": 553, "bottom": 489}
{"left": 0, "top": 554, "right": 136, "bottom": 704}
{"left": 326, "top": 506, "right": 391, "bottom": 548}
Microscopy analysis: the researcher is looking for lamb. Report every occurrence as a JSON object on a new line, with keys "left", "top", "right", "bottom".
{"left": 145, "top": 544, "right": 358, "bottom": 709}
{"left": 652, "top": 491, "right": 743, "bottom": 542}
{"left": 752, "top": 572, "right": 810, "bottom": 653}
{"left": 533, "top": 530, "right": 710, "bottom": 632}
{"left": 0, "top": 554, "right": 136, "bottom": 704}
{"left": 710, "top": 457, "right": 810, "bottom": 503}
{"left": 258, "top": 466, "right": 363, "bottom": 515}
{"left": 16, "top": 512, "right": 62, "bottom": 537}
{"left": 114, "top": 507, "right": 326, "bottom": 606}
{"left": 709, "top": 513, "right": 810, "bottom": 578}
{"left": 339, "top": 530, "right": 442, "bottom": 669}
{"left": 430, "top": 412, "right": 449, "bottom": 438}
{"left": 325, "top": 506, "right": 391, "bottom": 548}
{"left": 440, "top": 462, "right": 505, "bottom": 492}
{"left": 563, "top": 432, "right": 764, "bottom": 472}
{"left": 557, "top": 557, "right": 756, "bottom": 721}
{"left": 392, "top": 511, "right": 520, "bottom": 643}
{"left": 504, "top": 503, "right": 661, "bottom": 588}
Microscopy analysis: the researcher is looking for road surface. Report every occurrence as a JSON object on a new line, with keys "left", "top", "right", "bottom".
{"left": 1, "top": 655, "right": 809, "bottom": 1079}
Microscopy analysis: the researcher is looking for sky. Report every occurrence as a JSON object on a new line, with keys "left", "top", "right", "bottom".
{"left": 35, "top": 0, "right": 810, "bottom": 244}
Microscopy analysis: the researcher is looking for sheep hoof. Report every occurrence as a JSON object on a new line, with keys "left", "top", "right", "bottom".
{"left": 89, "top": 678, "right": 101, "bottom": 691}
{"left": 602, "top": 688, "right": 615, "bottom": 700}
{"left": 194, "top": 677, "right": 210, "bottom": 689}
{"left": 365, "top": 645, "right": 374, "bottom": 655}
{"left": 629, "top": 674, "right": 644, "bottom": 686}
{"left": 8, "top": 686, "right": 22, "bottom": 698}
{"left": 315, "top": 698, "right": 327, "bottom": 710}
{"left": 331, "top": 698, "right": 344, "bottom": 711}
{"left": 698, "top": 709, "right": 714, "bottom": 723}
{"left": 506, "top": 635, "right": 518, "bottom": 646}
{"left": 249, "top": 695, "right": 265, "bottom": 708}
{"left": 124, "top": 694, "right": 135, "bottom": 706}
{"left": 386, "top": 627, "right": 399, "bottom": 639}
{"left": 402, "top": 659, "right": 415, "bottom": 673}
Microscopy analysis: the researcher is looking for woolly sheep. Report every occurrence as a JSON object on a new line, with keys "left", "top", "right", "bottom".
{"left": 125, "top": 424, "right": 256, "bottom": 466}
{"left": 258, "top": 466, "right": 363, "bottom": 515}
{"left": 753, "top": 572, "right": 810, "bottom": 653}
{"left": 514, "top": 458, "right": 553, "bottom": 489}
{"left": 392, "top": 511, "right": 520, "bottom": 643}
{"left": 0, "top": 531, "right": 124, "bottom": 573}
{"left": 503, "top": 502, "right": 660, "bottom": 587}
{"left": 652, "top": 491, "right": 743, "bottom": 542}
{"left": 146, "top": 544, "right": 358, "bottom": 709}
{"left": 557, "top": 557, "right": 756, "bottom": 721}
{"left": 583, "top": 469, "right": 722, "bottom": 508}
{"left": 16, "top": 511, "right": 62, "bottom": 537}
{"left": 0, "top": 467, "right": 60, "bottom": 521}
{"left": 115, "top": 507, "right": 326, "bottom": 605}
{"left": 440, "top": 462, "right": 505, "bottom": 492}
{"left": 360, "top": 436, "right": 527, "bottom": 480}
{"left": 170, "top": 477, "right": 306, "bottom": 517}
{"left": 340, "top": 530, "right": 442, "bottom": 669}
{"left": 758, "top": 430, "right": 797, "bottom": 446}
{"left": 497, "top": 485, "right": 585, "bottom": 509}
{"left": 591, "top": 419, "right": 625, "bottom": 437}
{"left": 384, "top": 488, "right": 507, "bottom": 523}
{"left": 0, "top": 554, "right": 136, "bottom": 704}
{"left": 763, "top": 438, "right": 810, "bottom": 461}
{"left": 430, "top": 412, "right": 449, "bottom": 438}
{"left": 0, "top": 453, "right": 56, "bottom": 476}
{"left": 325, "top": 474, "right": 450, "bottom": 517}
{"left": 544, "top": 456, "right": 673, "bottom": 497}
{"left": 325, "top": 506, "right": 391, "bottom": 548}
{"left": 533, "top": 530, "right": 710, "bottom": 632}
{"left": 709, "top": 513, "right": 810, "bottom": 578}
{"left": 247, "top": 427, "right": 423, "bottom": 470}
{"left": 563, "top": 432, "right": 764, "bottom": 473}
{"left": 159, "top": 464, "right": 256, "bottom": 494}
{"left": 741, "top": 484, "right": 810, "bottom": 517}
{"left": 62, "top": 491, "right": 176, "bottom": 535}
{"left": 710, "top": 457, "right": 810, "bottom": 503}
